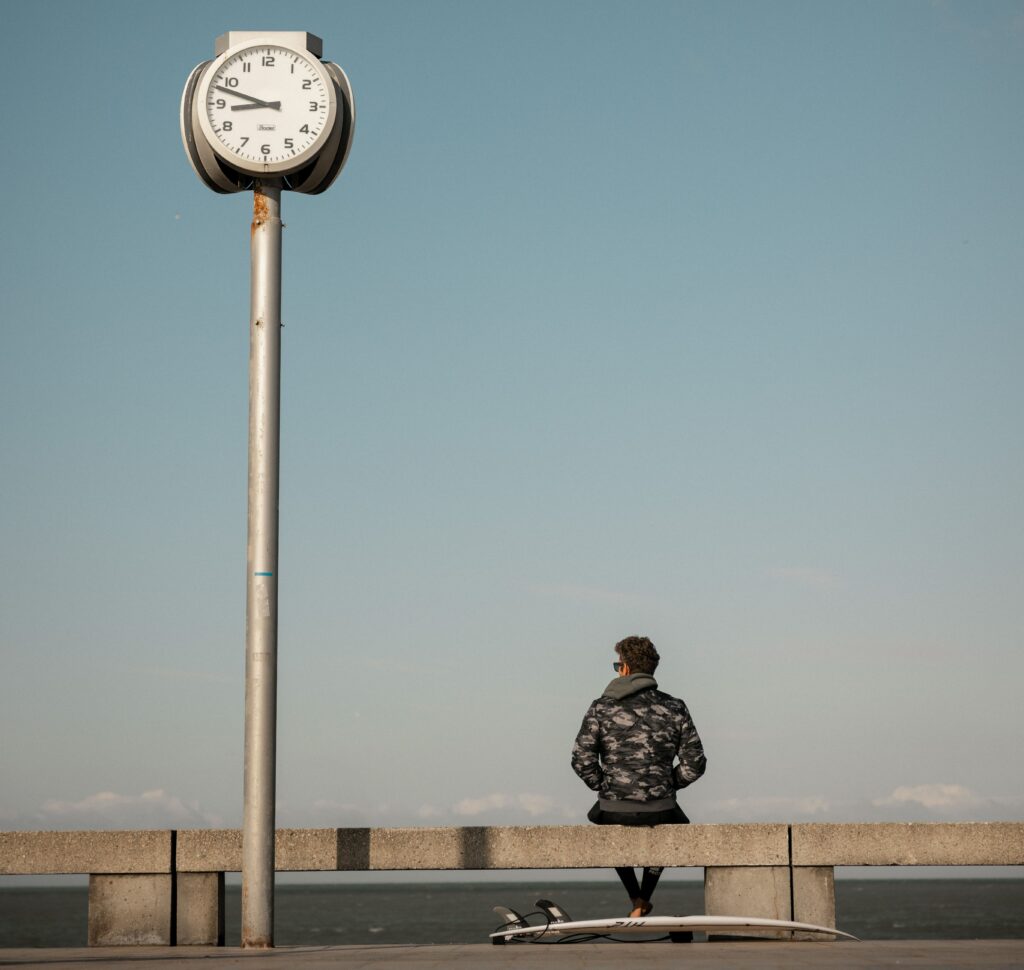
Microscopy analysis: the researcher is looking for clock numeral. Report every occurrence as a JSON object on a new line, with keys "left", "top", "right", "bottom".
{"left": 262, "top": 55, "right": 275, "bottom": 67}
{"left": 240, "top": 137, "right": 249, "bottom": 146}
{"left": 242, "top": 62, "right": 251, "bottom": 73}
{"left": 225, "top": 77, "right": 239, "bottom": 87}
{"left": 215, "top": 98, "right": 226, "bottom": 108}
{"left": 302, "top": 79, "right": 312, "bottom": 90}
{"left": 261, "top": 144, "right": 271, "bottom": 155}
{"left": 299, "top": 124, "right": 309, "bottom": 134}
{"left": 222, "top": 121, "right": 233, "bottom": 131}
{"left": 284, "top": 138, "right": 294, "bottom": 149}
{"left": 309, "top": 101, "right": 319, "bottom": 112}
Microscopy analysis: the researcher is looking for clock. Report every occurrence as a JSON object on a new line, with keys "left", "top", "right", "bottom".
{"left": 196, "top": 38, "right": 338, "bottom": 176}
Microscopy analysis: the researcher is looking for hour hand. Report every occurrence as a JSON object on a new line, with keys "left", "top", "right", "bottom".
{"left": 214, "top": 85, "right": 278, "bottom": 109}
{"left": 232, "top": 101, "right": 281, "bottom": 111}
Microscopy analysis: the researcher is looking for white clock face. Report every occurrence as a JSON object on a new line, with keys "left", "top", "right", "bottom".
{"left": 199, "top": 43, "right": 336, "bottom": 174}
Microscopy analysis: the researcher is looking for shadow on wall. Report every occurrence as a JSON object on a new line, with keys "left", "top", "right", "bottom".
{"left": 333, "top": 826, "right": 494, "bottom": 872}
{"left": 458, "top": 827, "right": 492, "bottom": 870}
{"left": 336, "top": 829, "right": 371, "bottom": 870}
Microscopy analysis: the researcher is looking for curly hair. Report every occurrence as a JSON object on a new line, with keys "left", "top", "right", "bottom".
{"left": 614, "top": 635, "right": 660, "bottom": 674}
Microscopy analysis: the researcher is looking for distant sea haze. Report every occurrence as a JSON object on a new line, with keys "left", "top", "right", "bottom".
{"left": 2, "top": 880, "right": 1024, "bottom": 947}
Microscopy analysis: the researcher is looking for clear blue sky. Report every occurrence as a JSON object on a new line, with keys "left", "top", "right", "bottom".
{"left": 2, "top": 0, "right": 1022, "bottom": 842}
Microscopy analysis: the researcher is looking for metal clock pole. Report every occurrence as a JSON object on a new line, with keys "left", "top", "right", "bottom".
{"left": 242, "top": 178, "right": 283, "bottom": 948}
{"left": 181, "top": 30, "right": 354, "bottom": 950}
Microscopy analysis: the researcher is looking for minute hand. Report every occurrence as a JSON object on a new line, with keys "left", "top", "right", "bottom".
{"left": 215, "top": 85, "right": 280, "bottom": 109}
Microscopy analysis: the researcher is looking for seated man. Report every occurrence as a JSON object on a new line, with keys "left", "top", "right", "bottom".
{"left": 571, "top": 635, "right": 707, "bottom": 917}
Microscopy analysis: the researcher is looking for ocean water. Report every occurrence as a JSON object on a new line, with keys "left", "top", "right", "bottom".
{"left": 2, "top": 879, "right": 1023, "bottom": 947}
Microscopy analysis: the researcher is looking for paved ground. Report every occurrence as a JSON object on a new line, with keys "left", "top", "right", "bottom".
{"left": 2, "top": 941, "right": 1024, "bottom": 969}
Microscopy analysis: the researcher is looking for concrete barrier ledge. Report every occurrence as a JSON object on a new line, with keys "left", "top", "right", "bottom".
{"left": 4, "top": 822, "right": 1024, "bottom": 875}
{"left": 176, "top": 829, "right": 334, "bottom": 873}
{"left": 0, "top": 831, "right": 172, "bottom": 875}
{"left": 176, "top": 823, "right": 789, "bottom": 872}
{"left": 792, "top": 822, "right": 1024, "bottom": 866}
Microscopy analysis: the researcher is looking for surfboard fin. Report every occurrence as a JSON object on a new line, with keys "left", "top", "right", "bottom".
{"left": 535, "top": 898, "right": 572, "bottom": 923}
{"left": 492, "top": 905, "right": 528, "bottom": 929}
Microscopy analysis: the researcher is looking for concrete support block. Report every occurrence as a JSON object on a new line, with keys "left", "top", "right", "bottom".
{"left": 88, "top": 873, "right": 172, "bottom": 946}
{"left": 176, "top": 872, "right": 224, "bottom": 945}
{"left": 704, "top": 866, "right": 791, "bottom": 939}
{"left": 792, "top": 866, "right": 836, "bottom": 937}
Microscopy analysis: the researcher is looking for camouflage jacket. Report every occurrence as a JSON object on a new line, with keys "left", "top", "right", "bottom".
{"left": 571, "top": 673, "right": 707, "bottom": 803}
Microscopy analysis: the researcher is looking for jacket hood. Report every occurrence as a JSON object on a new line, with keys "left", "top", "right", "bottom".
{"left": 602, "top": 672, "right": 658, "bottom": 700}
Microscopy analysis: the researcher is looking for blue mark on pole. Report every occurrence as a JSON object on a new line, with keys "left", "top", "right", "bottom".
{"left": 254, "top": 571, "right": 274, "bottom": 576}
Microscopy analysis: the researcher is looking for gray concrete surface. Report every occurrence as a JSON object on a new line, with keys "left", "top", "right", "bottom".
{"left": 704, "top": 865, "right": 838, "bottom": 937}
{"left": 176, "top": 872, "right": 224, "bottom": 946}
{"left": 704, "top": 865, "right": 791, "bottom": 924}
{"left": 176, "top": 824, "right": 791, "bottom": 872}
{"left": 0, "top": 831, "right": 171, "bottom": 875}
{"left": 7, "top": 823, "right": 1024, "bottom": 876}
{"left": 792, "top": 865, "right": 836, "bottom": 930}
{"left": 3, "top": 941, "right": 1024, "bottom": 969}
{"left": 87, "top": 875, "right": 173, "bottom": 946}
{"left": 792, "top": 822, "right": 1024, "bottom": 866}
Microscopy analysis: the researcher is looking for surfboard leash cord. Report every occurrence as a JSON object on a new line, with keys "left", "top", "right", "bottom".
{"left": 491, "top": 912, "right": 673, "bottom": 945}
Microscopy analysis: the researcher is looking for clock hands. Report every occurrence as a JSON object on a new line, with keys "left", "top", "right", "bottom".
{"left": 214, "top": 85, "right": 281, "bottom": 111}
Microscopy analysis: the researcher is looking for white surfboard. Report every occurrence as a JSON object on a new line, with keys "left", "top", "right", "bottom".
{"left": 490, "top": 913, "right": 860, "bottom": 943}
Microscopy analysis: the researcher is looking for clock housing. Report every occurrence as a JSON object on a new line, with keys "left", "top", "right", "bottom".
{"left": 196, "top": 36, "right": 338, "bottom": 176}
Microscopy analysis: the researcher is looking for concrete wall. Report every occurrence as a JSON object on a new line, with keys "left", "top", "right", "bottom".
{"left": 3, "top": 822, "right": 1023, "bottom": 947}
{"left": 5, "top": 823, "right": 1022, "bottom": 875}
{"left": 792, "top": 822, "right": 1024, "bottom": 866}
{"left": 0, "top": 830, "right": 171, "bottom": 874}
{"left": 176, "top": 823, "right": 788, "bottom": 872}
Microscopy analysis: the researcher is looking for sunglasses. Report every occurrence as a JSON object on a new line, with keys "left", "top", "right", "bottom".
{"left": 612, "top": 662, "right": 625, "bottom": 672}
